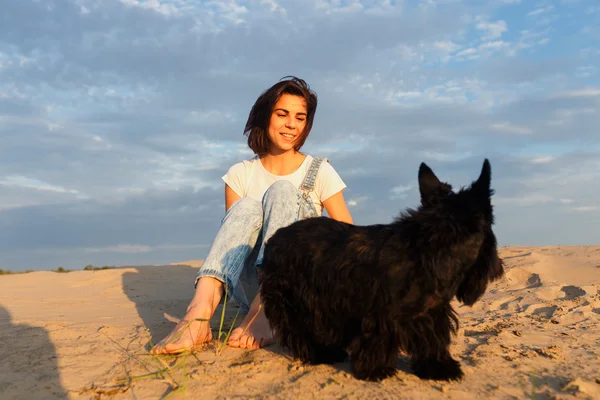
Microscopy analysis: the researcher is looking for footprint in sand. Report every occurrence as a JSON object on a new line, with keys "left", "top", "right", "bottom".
{"left": 503, "top": 268, "right": 543, "bottom": 290}
{"left": 531, "top": 305, "right": 558, "bottom": 319}
{"left": 559, "top": 286, "right": 586, "bottom": 301}
{"left": 527, "top": 273, "right": 542, "bottom": 289}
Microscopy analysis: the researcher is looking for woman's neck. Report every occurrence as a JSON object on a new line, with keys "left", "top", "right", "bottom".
{"left": 260, "top": 151, "right": 306, "bottom": 176}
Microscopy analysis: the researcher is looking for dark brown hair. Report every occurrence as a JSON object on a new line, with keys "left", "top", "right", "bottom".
{"left": 244, "top": 76, "right": 318, "bottom": 156}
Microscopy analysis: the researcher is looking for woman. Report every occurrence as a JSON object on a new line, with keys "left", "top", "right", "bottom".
{"left": 152, "top": 76, "right": 353, "bottom": 353}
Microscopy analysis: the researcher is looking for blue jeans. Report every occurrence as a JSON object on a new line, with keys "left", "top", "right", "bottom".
{"left": 195, "top": 180, "right": 319, "bottom": 313}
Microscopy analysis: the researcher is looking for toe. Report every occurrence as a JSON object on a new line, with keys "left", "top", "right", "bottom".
{"left": 227, "top": 336, "right": 238, "bottom": 347}
{"left": 238, "top": 333, "right": 252, "bottom": 349}
{"left": 162, "top": 344, "right": 186, "bottom": 355}
{"left": 238, "top": 334, "right": 249, "bottom": 348}
{"left": 246, "top": 335, "right": 256, "bottom": 349}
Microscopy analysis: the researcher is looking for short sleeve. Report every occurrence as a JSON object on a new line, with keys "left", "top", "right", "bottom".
{"left": 315, "top": 160, "right": 347, "bottom": 202}
{"left": 222, "top": 162, "right": 247, "bottom": 197}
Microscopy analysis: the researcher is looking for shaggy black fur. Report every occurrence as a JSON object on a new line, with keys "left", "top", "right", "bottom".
{"left": 259, "top": 159, "right": 504, "bottom": 381}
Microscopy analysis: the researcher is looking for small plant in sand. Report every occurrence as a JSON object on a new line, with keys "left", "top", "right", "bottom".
{"left": 54, "top": 266, "right": 72, "bottom": 273}
{"left": 0, "top": 269, "right": 35, "bottom": 275}
{"left": 83, "top": 264, "right": 116, "bottom": 271}
{"left": 215, "top": 281, "right": 242, "bottom": 355}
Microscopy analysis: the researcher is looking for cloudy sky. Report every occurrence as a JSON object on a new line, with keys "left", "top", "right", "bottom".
{"left": 1, "top": 0, "right": 599, "bottom": 271}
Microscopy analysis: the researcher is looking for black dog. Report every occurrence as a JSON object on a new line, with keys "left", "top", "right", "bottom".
{"left": 259, "top": 159, "right": 504, "bottom": 381}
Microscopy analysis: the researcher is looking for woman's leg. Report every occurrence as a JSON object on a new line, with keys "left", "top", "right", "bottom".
{"left": 152, "top": 198, "right": 263, "bottom": 354}
{"left": 228, "top": 181, "right": 318, "bottom": 349}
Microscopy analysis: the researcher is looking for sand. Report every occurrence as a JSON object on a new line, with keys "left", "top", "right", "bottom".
{"left": 1, "top": 246, "right": 600, "bottom": 400}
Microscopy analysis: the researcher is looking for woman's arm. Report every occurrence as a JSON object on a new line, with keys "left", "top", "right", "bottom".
{"left": 323, "top": 190, "right": 353, "bottom": 224}
{"left": 225, "top": 184, "right": 242, "bottom": 212}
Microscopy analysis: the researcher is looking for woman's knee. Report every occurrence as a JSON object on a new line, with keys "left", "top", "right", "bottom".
{"left": 227, "top": 197, "right": 263, "bottom": 223}
{"left": 263, "top": 180, "right": 298, "bottom": 205}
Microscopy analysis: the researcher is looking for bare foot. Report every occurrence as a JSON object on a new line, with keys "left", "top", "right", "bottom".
{"left": 227, "top": 292, "right": 274, "bottom": 349}
{"left": 150, "top": 306, "right": 213, "bottom": 355}
{"left": 151, "top": 277, "right": 223, "bottom": 355}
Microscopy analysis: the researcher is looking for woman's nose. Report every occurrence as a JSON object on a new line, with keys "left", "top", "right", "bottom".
{"left": 285, "top": 116, "right": 296, "bottom": 128}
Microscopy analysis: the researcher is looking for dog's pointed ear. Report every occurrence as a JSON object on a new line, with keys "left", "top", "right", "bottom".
{"left": 473, "top": 159, "right": 491, "bottom": 196}
{"left": 418, "top": 162, "right": 442, "bottom": 200}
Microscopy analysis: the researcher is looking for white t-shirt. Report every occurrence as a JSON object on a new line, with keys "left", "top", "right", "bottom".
{"left": 222, "top": 155, "right": 347, "bottom": 216}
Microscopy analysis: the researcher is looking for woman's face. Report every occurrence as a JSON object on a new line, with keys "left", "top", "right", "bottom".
{"left": 267, "top": 94, "right": 307, "bottom": 155}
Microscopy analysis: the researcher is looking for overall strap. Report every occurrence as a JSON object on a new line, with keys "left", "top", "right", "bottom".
{"left": 300, "top": 156, "right": 326, "bottom": 199}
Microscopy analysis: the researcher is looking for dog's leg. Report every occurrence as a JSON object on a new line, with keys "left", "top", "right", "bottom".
{"left": 308, "top": 344, "right": 348, "bottom": 365}
{"left": 411, "top": 352, "right": 462, "bottom": 382}
{"left": 280, "top": 330, "right": 347, "bottom": 365}
{"left": 405, "top": 305, "right": 463, "bottom": 381}
{"left": 348, "top": 317, "right": 399, "bottom": 381}
{"left": 263, "top": 303, "right": 340, "bottom": 366}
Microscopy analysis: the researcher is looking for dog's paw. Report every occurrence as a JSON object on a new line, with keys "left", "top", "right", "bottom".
{"left": 353, "top": 366, "right": 397, "bottom": 381}
{"left": 412, "top": 357, "right": 464, "bottom": 381}
{"left": 311, "top": 346, "right": 348, "bottom": 365}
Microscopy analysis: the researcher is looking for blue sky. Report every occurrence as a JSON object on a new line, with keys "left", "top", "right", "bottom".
{"left": 1, "top": 0, "right": 599, "bottom": 271}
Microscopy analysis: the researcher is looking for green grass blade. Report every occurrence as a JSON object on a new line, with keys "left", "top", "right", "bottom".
{"left": 216, "top": 307, "right": 241, "bottom": 355}
{"left": 218, "top": 280, "right": 229, "bottom": 343}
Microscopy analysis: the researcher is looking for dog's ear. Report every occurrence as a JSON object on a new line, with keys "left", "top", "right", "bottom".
{"left": 418, "top": 162, "right": 442, "bottom": 201}
{"left": 472, "top": 159, "right": 492, "bottom": 197}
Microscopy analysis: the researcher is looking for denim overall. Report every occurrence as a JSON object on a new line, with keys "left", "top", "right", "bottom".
{"left": 195, "top": 157, "right": 326, "bottom": 313}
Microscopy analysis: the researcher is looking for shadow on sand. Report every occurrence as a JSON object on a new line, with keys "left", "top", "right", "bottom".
{"left": 121, "top": 264, "right": 199, "bottom": 348}
{"left": 0, "top": 306, "right": 68, "bottom": 399}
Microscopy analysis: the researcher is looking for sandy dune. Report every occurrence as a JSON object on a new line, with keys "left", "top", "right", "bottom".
{"left": 1, "top": 245, "right": 599, "bottom": 399}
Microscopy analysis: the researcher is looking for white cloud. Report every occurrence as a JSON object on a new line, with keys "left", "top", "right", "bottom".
{"left": 0, "top": 176, "right": 83, "bottom": 196}
{"left": 434, "top": 40, "right": 460, "bottom": 53}
{"left": 394, "top": 91, "right": 422, "bottom": 99}
{"left": 119, "top": 0, "right": 181, "bottom": 16}
{"left": 554, "top": 107, "right": 596, "bottom": 118}
{"left": 570, "top": 205, "right": 598, "bottom": 212}
{"left": 559, "top": 88, "right": 600, "bottom": 98}
{"left": 575, "top": 66, "right": 596, "bottom": 78}
{"left": 479, "top": 40, "right": 509, "bottom": 50}
{"left": 420, "top": 151, "right": 473, "bottom": 162}
{"left": 514, "top": 29, "right": 551, "bottom": 51}
{"left": 456, "top": 47, "right": 477, "bottom": 57}
{"left": 527, "top": 5, "right": 554, "bottom": 16}
{"left": 260, "top": 0, "right": 287, "bottom": 15}
{"left": 529, "top": 156, "right": 554, "bottom": 164}
{"left": 390, "top": 185, "right": 412, "bottom": 199}
{"left": 84, "top": 244, "right": 153, "bottom": 253}
{"left": 490, "top": 122, "right": 533, "bottom": 135}
{"left": 495, "top": 194, "right": 555, "bottom": 205}
{"left": 476, "top": 18, "right": 508, "bottom": 39}
{"left": 347, "top": 196, "right": 369, "bottom": 207}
